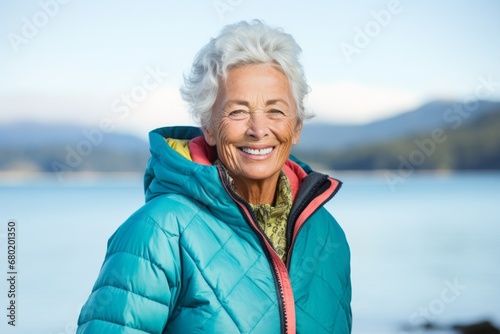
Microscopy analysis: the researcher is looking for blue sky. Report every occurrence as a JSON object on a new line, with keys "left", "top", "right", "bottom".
{"left": 1, "top": 0, "right": 499, "bottom": 138}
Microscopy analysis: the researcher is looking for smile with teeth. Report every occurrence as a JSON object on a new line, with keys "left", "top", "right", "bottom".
{"left": 239, "top": 147, "right": 274, "bottom": 155}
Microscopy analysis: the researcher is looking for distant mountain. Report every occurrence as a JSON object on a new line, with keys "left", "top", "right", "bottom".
{"left": 0, "top": 122, "right": 149, "bottom": 174}
{"left": 0, "top": 122, "right": 147, "bottom": 150}
{"left": 294, "top": 102, "right": 500, "bottom": 170}
{"left": 295, "top": 100, "right": 500, "bottom": 151}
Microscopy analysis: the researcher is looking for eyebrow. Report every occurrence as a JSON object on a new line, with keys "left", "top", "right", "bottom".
{"left": 225, "top": 99, "right": 289, "bottom": 107}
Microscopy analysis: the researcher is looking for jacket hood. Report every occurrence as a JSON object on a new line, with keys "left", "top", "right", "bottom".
{"left": 145, "top": 126, "right": 218, "bottom": 201}
{"left": 145, "top": 126, "right": 253, "bottom": 225}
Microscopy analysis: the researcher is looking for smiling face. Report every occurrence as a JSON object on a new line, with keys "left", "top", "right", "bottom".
{"left": 203, "top": 63, "right": 302, "bottom": 201}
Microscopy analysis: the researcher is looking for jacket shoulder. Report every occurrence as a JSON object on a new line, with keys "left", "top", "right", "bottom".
{"left": 77, "top": 193, "right": 210, "bottom": 332}
{"left": 135, "top": 193, "right": 208, "bottom": 233}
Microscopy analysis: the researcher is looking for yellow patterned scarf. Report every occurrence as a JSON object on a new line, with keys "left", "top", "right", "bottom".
{"left": 249, "top": 172, "right": 292, "bottom": 263}
{"left": 217, "top": 161, "right": 292, "bottom": 263}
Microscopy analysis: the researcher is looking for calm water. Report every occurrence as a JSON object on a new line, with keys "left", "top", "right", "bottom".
{"left": 0, "top": 172, "right": 499, "bottom": 333}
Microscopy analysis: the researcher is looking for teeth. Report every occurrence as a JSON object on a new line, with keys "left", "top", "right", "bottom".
{"left": 241, "top": 147, "right": 273, "bottom": 155}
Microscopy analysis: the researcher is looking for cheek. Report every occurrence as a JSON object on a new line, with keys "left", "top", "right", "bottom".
{"left": 214, "top": 120, "right": 243, "bottom": 165}
{"left": 273, "top": 121, "right": 298, "bottom": 145}
{"left": 215, "top": 119, "right": 234, "bottom": 146}
{"left": 204, "top": 113, "right": 226, "bottom": 146}
{"left": 272, "top": 122, "right": 298, "bottom": 161}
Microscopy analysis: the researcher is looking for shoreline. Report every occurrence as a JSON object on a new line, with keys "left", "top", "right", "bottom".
{"left": 1, "top": 169, "right": 499, "bottom": 181}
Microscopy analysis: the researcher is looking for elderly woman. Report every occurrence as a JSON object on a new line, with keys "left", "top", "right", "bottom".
{"left": 77, "top": 20, "right": 351, "bottom": 333}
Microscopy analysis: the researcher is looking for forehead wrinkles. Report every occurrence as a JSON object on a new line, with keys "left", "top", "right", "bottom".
{"left": 222, "top": 65, "right": 294, "bottom": 110}
{"left": 224, "top": 97, "right": 290, "bottom": 112}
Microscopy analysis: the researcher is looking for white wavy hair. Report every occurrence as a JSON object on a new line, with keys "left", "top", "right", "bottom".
{"left": 180, "top": 20, "right": 312, "bottom": 128}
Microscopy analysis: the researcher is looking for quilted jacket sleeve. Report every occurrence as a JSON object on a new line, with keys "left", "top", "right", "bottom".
{"left": 77, "top": 212, "right": 180, "bottom": 334}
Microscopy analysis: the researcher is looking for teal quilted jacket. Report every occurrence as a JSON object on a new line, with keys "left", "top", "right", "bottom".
{"left": 77, "top": 126, "right": 352, "bottom": 333}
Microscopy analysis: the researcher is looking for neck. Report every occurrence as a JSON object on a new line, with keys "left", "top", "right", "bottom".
{"left": 232, "top": 173, "right": 280, "bottom": 205}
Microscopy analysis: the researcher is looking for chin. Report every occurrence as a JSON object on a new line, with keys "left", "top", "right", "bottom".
{"left": 243, "top": 168, "right": 279, "bottom": 181}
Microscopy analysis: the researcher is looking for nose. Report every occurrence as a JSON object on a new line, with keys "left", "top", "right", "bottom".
{"left": 245, "top": 111, "right": 270, "bottom": 139}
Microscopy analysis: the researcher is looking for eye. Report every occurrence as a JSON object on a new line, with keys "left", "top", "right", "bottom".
{"left": 268, "top": 109, "right": 286, "bottom": 117}
{"left": 227, "top": 110, "right": 248, "bottom": 120}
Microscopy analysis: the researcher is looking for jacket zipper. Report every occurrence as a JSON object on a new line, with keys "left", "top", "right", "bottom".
{"left": 218, "top": 167, "right": 292, "bottom": 334}
{"left": 217, "top": 167, "right": 341, "bottom": 333}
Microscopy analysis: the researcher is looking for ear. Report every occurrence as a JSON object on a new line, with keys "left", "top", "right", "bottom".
{"left": 202, "top": 126, "right": 217, "bottom": 146}
{"left": 292, "top": 120, "right": 302, "bottom": 145}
